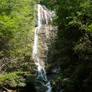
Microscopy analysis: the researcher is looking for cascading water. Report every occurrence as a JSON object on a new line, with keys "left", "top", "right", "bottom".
{"left": 33, "top": 4, "right": 52, "bottom": 92}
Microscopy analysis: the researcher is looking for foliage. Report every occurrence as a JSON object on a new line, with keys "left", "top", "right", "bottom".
{"left": 0, "top": 0, "right": 37, "bottom": 88}
{"left": 43, "top": 0, "right": 92, "bottom": 92}
{"left": 0, "top": 0, "right": 36, "bottom": 71}
{"left": 0, "top": 72, "right": 27, "bottom": 87}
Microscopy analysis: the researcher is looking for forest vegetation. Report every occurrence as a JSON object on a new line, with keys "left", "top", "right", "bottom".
{"left": 0, "top": 0, "right": 92, "bottom": 92}
{"left": 41, "top": 0, "right": 92, "bottom": 92}
{"left": 0, "top": 0, "right": 37, "bottom": 89}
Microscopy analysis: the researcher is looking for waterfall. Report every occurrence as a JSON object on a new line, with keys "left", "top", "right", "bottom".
{"left": 33, "top": 4, "right": 52, "bottom": 92}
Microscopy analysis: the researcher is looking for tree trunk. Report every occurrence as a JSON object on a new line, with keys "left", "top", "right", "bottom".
{"left": 3, "top": 87, "right": 16, "bottom": 92}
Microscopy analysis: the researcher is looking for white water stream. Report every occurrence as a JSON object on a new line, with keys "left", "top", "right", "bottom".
{"left": 33, "top": 4, "right": 52, "bottom": 92}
